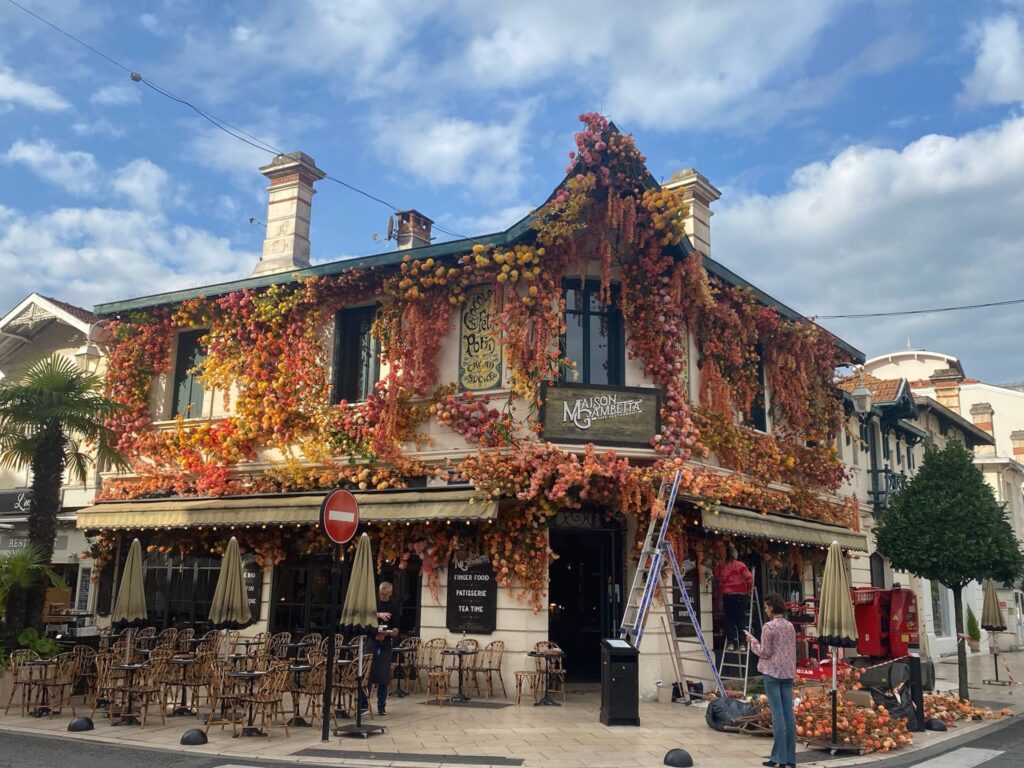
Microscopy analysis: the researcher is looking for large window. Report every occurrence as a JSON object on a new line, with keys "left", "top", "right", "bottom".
{"left": 143, "top": 554, "right": 221, "bottom": 629}
{"left": 171, "top": 329, "right": 207, "bottom": 417}
{"left": 561, "top": 281, "right": 624, "bottom": 385}
{"left": 745, "top": 343, "right": 768, "bottom": 432}
{"left": 333, "top": 306, "right": 379, "bottom": 403}
{"left": 930, "top": 580, "right": 950, "bottom": 637}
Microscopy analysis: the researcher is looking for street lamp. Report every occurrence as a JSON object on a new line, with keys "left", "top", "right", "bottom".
{"left": 74, "top": 342, "right": 102, "bottom": 373}
{"left": 837, "top": 362, "right": 873, "bottom": 417}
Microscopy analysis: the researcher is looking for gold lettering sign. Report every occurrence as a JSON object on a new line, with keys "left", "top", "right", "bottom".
{"left": 459, "top": 286, "right": 503, "bottom": 391}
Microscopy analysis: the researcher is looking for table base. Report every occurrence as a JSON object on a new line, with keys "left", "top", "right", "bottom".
{"left": 170, "top": 706, "right": 193, "bottom": 716}
{"left": 113, "top": 714, "right": 141, "bottom": 725}
{"left": 29, "top": 706, "right": 52, "bottom": 718}
{"left": 238, "top": 726, "right": 266, "bottom": 737}
{"left": 450, "top": 692, "right": 471, "bottom": 703}
{"left": 335, "top": 722, "right": 387, "bottom": 739}
{"left": 287, "top": 715, "right": 311, "bottom": 727}
{"left": 535, "top": 693, "right": 561, "bottom": 706}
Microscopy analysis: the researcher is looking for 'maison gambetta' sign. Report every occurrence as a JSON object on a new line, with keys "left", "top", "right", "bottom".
{"left": 539, "top": 383, "right": 661, "bottom": 447}
{"left": 446, "top": 551, "right": 497, "bottom": 634}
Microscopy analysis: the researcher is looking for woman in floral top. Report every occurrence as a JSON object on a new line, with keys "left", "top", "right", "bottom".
{"left": 746, "top": 592, "right": 797, "bottom": 768}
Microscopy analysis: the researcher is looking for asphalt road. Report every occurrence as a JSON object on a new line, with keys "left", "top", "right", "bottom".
{"left": 0, "top": 730, "right": 369, "bottom": 768}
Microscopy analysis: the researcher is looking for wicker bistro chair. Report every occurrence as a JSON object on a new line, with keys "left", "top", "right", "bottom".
{"left": 297, "top": 651, "right": 327, "bottom": 726}
{"left": 297, "top": 633, "right": 322, "bottom": 662}
{"left": 391, "top": 636, "right": 420, "bottom": 694}
{"left": 90, "top": 653, "right": 118, "bottom": 719}
{"left": 38, "top": 653, "right": 81, "bottom": 719}
{"left": 416, "top": 638, "right": 448, "bottom": 692}
{"left": 71, "top": 645, "right": 98, "bottom": 704}
{"left": 447, "top": 638, "right": 479, "bottom": 695}
{"left": 533, "top": 641, "right": 566, "bottom": 702}
{"left": 4, "top": 649, "right": 41, "bottom": 716}
{"left": 197, "top": 629, "right": 223, "bottom": 655}
{"left": 233, "top": 662, "right": 290, "bottom": 740}
{"left": 175, "top": 627, "right": 195, "bottom": 652}
{"left": 246, "top": 631, "right": 271, "bottom": 654}
{"left": 475, "top": 640, "right": 507, "bottom": 699}
{"left": 203, "top": 659, "right": 241, "bottom": 735}
{"left": 267, "top": 631, "right": 292, "bottom": 659}
{"left": 337, "top": 653, "right": 376, "bottom": 718}
{"left": 110, "top": 656, "right": 168, "bottom": 728}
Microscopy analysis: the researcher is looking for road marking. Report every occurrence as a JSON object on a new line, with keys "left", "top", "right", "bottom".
{"left": 328, "top": 510, "right": 355, "bottom": 523}
{"left": 910, "top": 747, "right": 1004, "bottom": 767}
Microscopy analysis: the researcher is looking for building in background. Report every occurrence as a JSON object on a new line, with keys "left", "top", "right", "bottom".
{"left": 0, "top": 293, "right": 105, "bottom": 618}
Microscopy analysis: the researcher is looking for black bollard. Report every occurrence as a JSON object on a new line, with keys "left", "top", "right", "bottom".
{"left": 663, "top": 748, "right": 693, "bottom": 767}
{"left": 180, "top": 728, "right": 208, "bottom": 745}
{"left": 67, "top": 716, "right": 94, "bottom": 732}
{"left": 908, "top": 654, "right": 926, "bottom": 732}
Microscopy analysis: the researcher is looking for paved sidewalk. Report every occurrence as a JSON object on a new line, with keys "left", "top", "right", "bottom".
{"left": 1, "top": 650, "right": 1021, "bottom": 768}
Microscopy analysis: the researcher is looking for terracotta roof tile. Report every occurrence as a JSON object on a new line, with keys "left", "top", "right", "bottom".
{"left": 837, "top": 373, "right": 904, "bottom": 404}
{"left": 40, "top": 295, "right": 96, "bottom": 324}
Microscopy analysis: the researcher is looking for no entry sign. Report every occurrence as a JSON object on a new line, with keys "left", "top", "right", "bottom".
{"left": 320, "top": 489, "right": 359, "bottom": 544}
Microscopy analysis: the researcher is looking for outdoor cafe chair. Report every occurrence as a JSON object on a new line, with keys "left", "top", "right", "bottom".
{"left": 476, "top": 640, "right": 507, "bottom": 699}
{"left": 338, "top": 653, "right": 375, "bottom": 718}
{"left": 4, "top": 648, "right": 40, "bottom": 716}
{"left": 203, "top": 658, "right": 240, "bottom": 735}
{"left": 225, "top": 629, "right": 241, "bottom": 652}
{"left": 98, "top": 626, "right": 113, "bottom": 651}
{"left": 296, "top": 650, "right": 326, "bottom": 726}
{"left": 110, "top": 655, "right": 168, "bottom": 728}
{"left": 154, "top": 627, "right": 178, "bottom": 648}
{"left": 175, "top": 627, "right": 195, "bottom": 652}
{"left": 71, "top": 645, "right": 98, "bottom": 704}
{"left": 90, "top": 652, "right": 117, "bottom": 719}
{"left": 416, "top": 637, "right": 448, "bottom": 692}
{"left": 234, "top": 661, "right": 290, "bottom": 740}
{"left": 248, "top": 631, "right": 271, "bottom": 652}
{"left": 533, "top": 641, "right": 566, "bottom": 703}
{"left": 297, "top": 632, "right": 322, "bottom": 661}
{"left": 267, "top": 631, "right": 292, "bottom": 659}
{"left": 38, "top": 652, "right": 80, "bottom": 719}
{"left": 391, "top": 636, "right": 419, "bottom": 694}
{"left": 447, "top": 638, "right": 479, "bottom": 694}
{"left": 197, "top": 629, "right": 222, "bottom": 655}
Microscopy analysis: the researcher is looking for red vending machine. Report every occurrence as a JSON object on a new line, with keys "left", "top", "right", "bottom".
{"left": 888, "top": 587, "right": 919, "bottom": 657}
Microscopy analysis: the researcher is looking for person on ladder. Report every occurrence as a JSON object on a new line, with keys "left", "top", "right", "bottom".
{"left": 715, "top": 545, "right": 754, "bottom": 651}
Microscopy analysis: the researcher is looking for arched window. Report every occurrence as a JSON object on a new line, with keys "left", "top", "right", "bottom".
{"left": 870, "top": 552, "right": 886, "bottom": 588}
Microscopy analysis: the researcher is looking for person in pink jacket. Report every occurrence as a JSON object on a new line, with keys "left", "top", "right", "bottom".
{"left": 714, "top": 545, "right": 754, "bottom": 650}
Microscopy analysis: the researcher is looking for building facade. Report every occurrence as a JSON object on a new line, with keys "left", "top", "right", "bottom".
{"left": 76, "top": 118, "right": 866, "bottom": 693}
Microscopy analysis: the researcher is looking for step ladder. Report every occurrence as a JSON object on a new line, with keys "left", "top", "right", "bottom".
{"left": 619, "top": 469, "right": 725, "bottom": 704}
{"left": 716, "top": 587, "right": 761, "bottom": 697}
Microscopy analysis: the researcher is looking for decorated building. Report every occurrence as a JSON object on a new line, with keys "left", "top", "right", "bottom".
{"left": 77, "top": 116, "right": 867, "bottom": 691}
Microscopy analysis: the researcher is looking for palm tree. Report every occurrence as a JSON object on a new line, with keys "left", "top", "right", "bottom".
{"left": 0, "top": 543, "right": 65, "bottom": 651}
{"left": 0, "top": 355, "right": 124, "bottom": 630}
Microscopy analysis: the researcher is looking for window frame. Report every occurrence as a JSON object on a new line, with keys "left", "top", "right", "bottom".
{"left": 332, "top": 305, "right": 380, "bottom": 404}
{"left": 170, "top": 328, "right": 207, "bottom": 419}
{"left": 559, "top": 279, "right": 625, "bottom": 386}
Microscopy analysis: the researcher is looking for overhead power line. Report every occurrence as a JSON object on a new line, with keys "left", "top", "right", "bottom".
{"left": 5, "top": 0, "right": 476, "bottom": 242}
{"left": 817, "top": 297, "right": 1024, "bottom": 320}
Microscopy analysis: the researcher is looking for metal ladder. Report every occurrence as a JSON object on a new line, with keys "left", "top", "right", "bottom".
{"left": 717, "top": 587, "right": 761, "bottom": 697}
{"left": 619, "top": 469, "right": 725, "bottom": 703}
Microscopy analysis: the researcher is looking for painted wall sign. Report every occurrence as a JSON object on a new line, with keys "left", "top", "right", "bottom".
{"left": 672, "top": 552, "right": 701, "bottom": 639}
{"left": 446, "top": 551, "right": 497, "bottom": 634}
{"left": 539, "top": 383, "right": 661, "bottom": 447}
{"left": 0, "top": 490, "right": 32, "bottom": 516}
{"left": 241, "top": 551, "right": 263, "bottom": 622}
{"left": 458, "top": 286, "right": 503, "bottom": 391}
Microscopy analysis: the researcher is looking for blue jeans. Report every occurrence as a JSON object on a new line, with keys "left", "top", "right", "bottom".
{"left": 763, "top": 675, "right": 796, "bottom": 766}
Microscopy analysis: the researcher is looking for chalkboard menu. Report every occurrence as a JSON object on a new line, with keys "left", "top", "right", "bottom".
{"left": 446, "top": 553, "right": 497, "bottom": 634}
{"left": 672, "top": 550, "right": 701, "bottom": 638}
{"left": 241, "top": 551, "right": 262, "bottom": 623}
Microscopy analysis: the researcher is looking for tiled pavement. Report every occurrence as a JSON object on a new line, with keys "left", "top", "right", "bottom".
{"left": 2, "top": 651, "right": 1022, "bottom": 768}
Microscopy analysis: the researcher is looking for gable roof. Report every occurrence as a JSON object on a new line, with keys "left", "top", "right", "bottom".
{"left": 0, "top": 293, "right": 94, "bottom": 367}
{"left": 913, "top": 395, "right": 995, "bottom": 448}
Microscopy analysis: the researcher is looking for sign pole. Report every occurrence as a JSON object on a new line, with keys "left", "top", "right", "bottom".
{"left": 322, "top": 542, "right": 341, "bottom": 742}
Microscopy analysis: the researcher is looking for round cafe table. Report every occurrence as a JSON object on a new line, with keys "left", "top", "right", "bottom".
{"left": 167, "top": 656, "right": 194, "bottom": 716}
{"left": 110, "top": 662, "right": 147, "bottom": 725}
{"left": 228, "top": 669, "right": 267, "bottom": 737}
{"left": 527, "top": 649, "right": 565, "bottom": 706}
{"left": 390, "top": 646, "right": 411, "bottom": 698}
{"left": 286, "top": 664, "right": 313, "bottom": 727}
{"left": 441, "top": 648, "right": 477, "bottom": 703}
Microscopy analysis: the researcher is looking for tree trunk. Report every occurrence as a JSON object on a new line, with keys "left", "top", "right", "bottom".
{"left": 1, "top": 583, "right": 28, "bottom": 651}
{"left": 951, "top": 584, "right": 969, "bottom": 701}
{"left": 25, "top": 423, "right": 66, "bottom": 631}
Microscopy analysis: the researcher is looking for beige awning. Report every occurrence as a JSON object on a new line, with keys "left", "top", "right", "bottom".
{"left": 76, "top": 488, "right": 496, "bottom": 530}
{"left": 703, "top": 505, "right": 867, "bottom": 552}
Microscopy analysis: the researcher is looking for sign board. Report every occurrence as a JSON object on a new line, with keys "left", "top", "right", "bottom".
{"left": 672, "top": 552, "right": 701, "bottom": 639}
{"left": 241, "top": 551, "right": 263, "bottom": 622}
{"left": 539, "top": 383, "right": 661, "bottom": 447}
{"left": 320, "top": 489, "right": 359, "bottom": 545}
{"left": 458, "top": 286, "right": 503, "bottom": 391}
{"left": 446, "top": 552, "right": 497, "bottom": 634}
{"left": 0, "top": 490, "right": 32, "bottom": 516}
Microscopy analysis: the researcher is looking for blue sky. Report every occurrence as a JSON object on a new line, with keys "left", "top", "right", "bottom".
{"left": 1, "top": 0, "right": 1023, "bottom": 381}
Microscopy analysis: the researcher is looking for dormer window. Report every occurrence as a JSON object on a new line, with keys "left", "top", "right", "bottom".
{"left": 333, "top": 306, "right": 379, "bottom": 403}
{"left": 171, "top": 329, "right": 206, "bottom": 418}
{"left": 560, "top": 281, "right": 624, "bottom": 386}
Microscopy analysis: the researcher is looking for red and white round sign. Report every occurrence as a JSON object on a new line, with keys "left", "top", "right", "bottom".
{"left": 320, "top": 489, "right": 359, "bottom": 544}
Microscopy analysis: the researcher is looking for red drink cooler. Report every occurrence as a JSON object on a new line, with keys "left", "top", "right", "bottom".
{"left": 852, "top": 587, "right": 891, "bottom": 657}
{"left": 888, "top": 588, "right": 919, "bottom": 657}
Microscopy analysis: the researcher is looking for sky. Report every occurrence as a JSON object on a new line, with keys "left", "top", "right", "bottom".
{"left": 1, "top": 0, "right": 1023, "bottom": 382}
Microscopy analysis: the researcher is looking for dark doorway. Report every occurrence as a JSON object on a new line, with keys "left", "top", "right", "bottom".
{"left": 548, "top": 526, "right": 622, "bottom": 682}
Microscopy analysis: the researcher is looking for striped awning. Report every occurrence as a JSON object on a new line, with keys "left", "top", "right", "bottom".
{"left": 703, "top": 505, "right": 867, "bottom": 552}
{"left": 76, "top": 488, "right": 496, "bottom": 530}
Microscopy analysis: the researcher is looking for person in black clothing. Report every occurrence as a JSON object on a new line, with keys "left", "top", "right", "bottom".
{"left": 361, "top": 581, "right": 399, "bottom": 715}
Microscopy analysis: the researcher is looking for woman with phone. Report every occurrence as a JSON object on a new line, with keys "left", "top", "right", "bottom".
{"left": 746, "top": 592, "right": 797, "bottom": 768}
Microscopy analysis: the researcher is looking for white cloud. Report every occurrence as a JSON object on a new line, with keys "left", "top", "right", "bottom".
{"left": 112, "top": 158, "right": 170, "bottom": 211}
{"left": 71, "top": 118, "right": 127, "bottom": 139}
{"left": 960, "top": 14, "right": 1024, "bottom": 106}
{"left": 138, "top": 13, "right": 160, "bottom": 33}
{"left": 3, "top": 140, "right": 97, "bottom": 195}
{"left": 89, "top": 83, "right": 140, "bottom": 106}
{"left": 450, "top": 204, "right": 533, "bottom": 236}
{"left": 0, "top": 65, "right": 69, "bottom": 111}
{"left": 713, "top": 116, "right": 1024, "bottom": 382}
{"left": 0, "top": 203, "right": 257, "bottom": 312}
{"left": 372, "top": 108, "right": 532, "bottom": 198}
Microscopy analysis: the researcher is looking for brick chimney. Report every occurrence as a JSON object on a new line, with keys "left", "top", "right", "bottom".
{"left": 929, "top": 367, "right": 964, "bottom": 414}
{"left": 969, "top": 402, "right": 995, "bottom": 455}
{"left": 395, "top": 210, "right": 433, "bottom": 250}
{"left": 252, "top": 152, "right": 326, "bottom": 277}
{"left": 1010, "top": 430, "right": 1024, "bottom": 460}
{"left": 662, "top": 168, "right": 721, "bottom": 254}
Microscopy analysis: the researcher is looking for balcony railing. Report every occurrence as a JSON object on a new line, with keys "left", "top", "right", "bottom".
{"left": 869, "top": 467, "right": 909, "bottom": 513}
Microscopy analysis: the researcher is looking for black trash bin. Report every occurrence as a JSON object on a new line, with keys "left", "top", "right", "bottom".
{"left": 600, "top": 638, "right": 639, "bottom": 726}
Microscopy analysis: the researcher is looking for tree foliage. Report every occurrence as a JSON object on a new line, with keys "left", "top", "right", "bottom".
{"left": 875, "top": 440, "right": 1024, "bottom": 589}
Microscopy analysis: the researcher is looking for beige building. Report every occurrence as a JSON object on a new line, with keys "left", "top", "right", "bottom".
{"left": 0, "top": 293, "right": 106, "bottom": 619}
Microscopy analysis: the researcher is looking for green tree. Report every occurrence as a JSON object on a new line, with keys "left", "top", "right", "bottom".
{"left": 875, "top": 439, "right": 1024, "bottom": 699}
{"left": 0, "top": 355, "right": 124, "bottom": 631}
{"left": 0, "top": 543, "right": 64, "bottom": 651}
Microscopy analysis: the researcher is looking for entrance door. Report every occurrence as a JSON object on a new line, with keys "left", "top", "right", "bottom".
{"left": 548, "top": 527, "right": 622, "bottom": 682}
